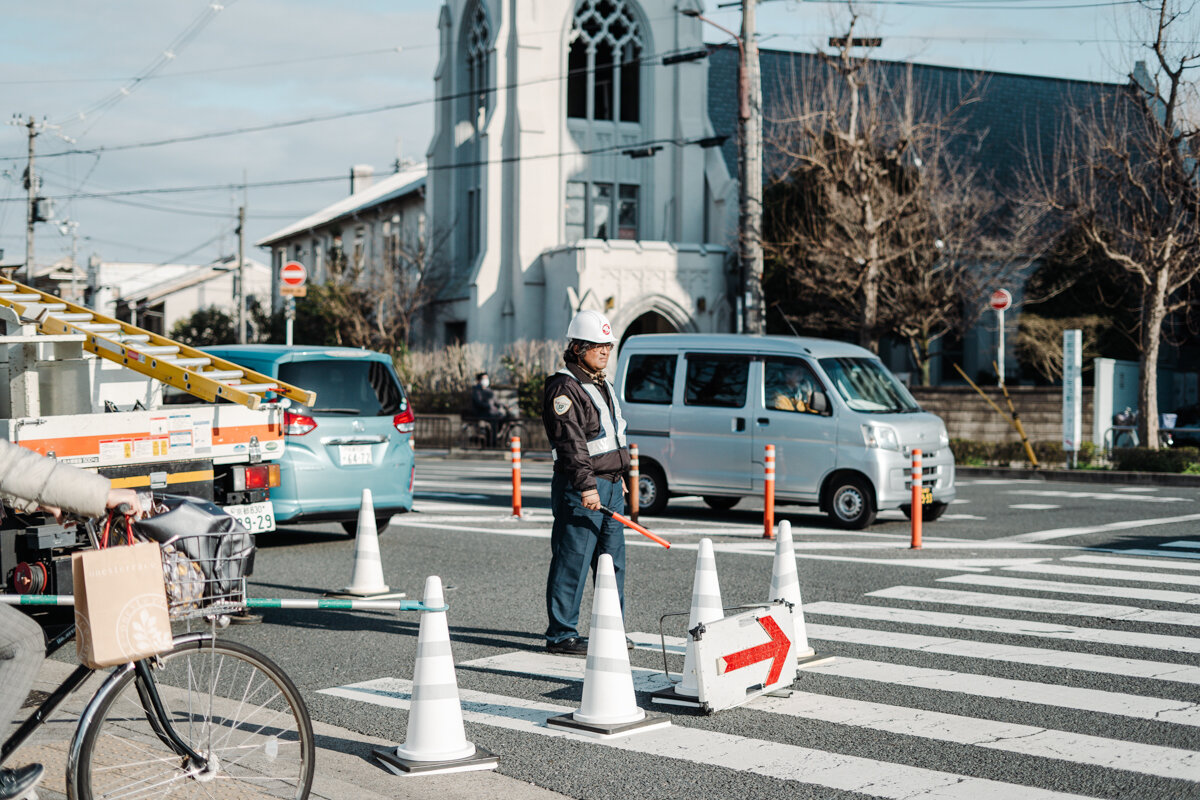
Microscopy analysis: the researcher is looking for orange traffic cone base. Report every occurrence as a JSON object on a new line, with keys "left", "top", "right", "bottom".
{"left": 649, "top": 685, "right": 707, "bottom": 709}
{"left": 372, "top": 745, "right": 498, "bottom": 776}
{"left": 546, "top": 710, "right": 670, "bottom": 739}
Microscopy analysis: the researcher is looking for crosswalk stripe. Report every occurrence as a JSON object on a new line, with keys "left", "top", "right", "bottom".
{"left": 803, "top": 623, "right": 1200, "bottom": 685}
{"left": 1163, "top": 540, "right": 1200, "bottom": 549}
{"left": 319, "top": 678, "right": 1090, "bottom": 799}
{"left": 938, "top": 574, "right": 1200, "bottom": 606}
{"left": 1005, "top": 563, "right": 1200, "bottom": 587}
{"left": 805, "top": 601, "right": 1200, "bottom": 653}
{"left": 1089, "top": 548, "right": 1200, "bottom": 561}
{"left": 998, "top": 512, "right": 1200, "bottom": 543}
{"left": 1065, "top": 554, "right": 1200, "bottom": 572}
{"left": 461, "top": 652, "right": 1200, "bottom": 781}
{"left": 867, "top": 585, "right": 1200, "bottom": 628}
{"left": 803, "top": 658, "right": 1200, "bottom": 726}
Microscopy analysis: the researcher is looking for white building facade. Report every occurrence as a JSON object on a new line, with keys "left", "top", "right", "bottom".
{"left": 422, "top": 0, "right": 738, "bottom": 347}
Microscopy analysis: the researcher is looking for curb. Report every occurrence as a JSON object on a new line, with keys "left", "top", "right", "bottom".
{"left": 958, "top": 465, "right": 1200, "bottom": 488}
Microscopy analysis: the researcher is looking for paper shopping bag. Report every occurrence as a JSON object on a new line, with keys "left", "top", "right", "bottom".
{"left": 73, "top": 542, "right": 173, "bottom": 669}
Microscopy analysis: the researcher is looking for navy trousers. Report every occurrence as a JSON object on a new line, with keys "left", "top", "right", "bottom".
{"left": 545, "top": 472, "right": 626, "bottom": 644}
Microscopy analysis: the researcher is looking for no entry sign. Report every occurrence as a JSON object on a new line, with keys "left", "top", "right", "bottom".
{"left": 989, "top": 288, "right": 1012, "bottom": 311}
{"left": 281, "top": 261, "right": 307, "bottom": 298}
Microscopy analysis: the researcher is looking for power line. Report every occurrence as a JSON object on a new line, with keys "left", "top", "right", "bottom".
{"left": 0, "top": 37, "right": 721, "bottom": 164}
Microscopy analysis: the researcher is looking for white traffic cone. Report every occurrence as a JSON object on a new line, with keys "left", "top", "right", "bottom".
{"left": 651, "top": 538, "right": 723, "bottom": 707}
{"left": 769, "top": 520, "right": 831, "bottom": 669}
{"left": 373, "top": 575, "right": 498, "bottom": 775}
{"left": 547, "top": 555, "right": 669, "bottom": 738}
{"left": 337, "top": 489, "right": 390, "bottom": 597}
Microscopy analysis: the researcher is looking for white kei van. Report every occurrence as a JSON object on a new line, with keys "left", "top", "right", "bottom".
{"left": 615, "top": 334, "right": 955, "bottom": 529}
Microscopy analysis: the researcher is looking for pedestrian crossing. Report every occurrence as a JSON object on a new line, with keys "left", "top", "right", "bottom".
{"left": 321, "top": 547, "right": 1200, "bottom": 799}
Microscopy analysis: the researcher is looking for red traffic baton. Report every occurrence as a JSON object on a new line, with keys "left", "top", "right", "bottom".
{"left": 600, "top": 506, "right": 671, "bottom": 549}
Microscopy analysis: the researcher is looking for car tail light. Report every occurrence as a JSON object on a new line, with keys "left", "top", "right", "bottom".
{"left": 232, "top": 463, "right": 281, "bottom": 491}
{"left": 284, "top": 411, "right": 317, "bottom": 436}
{"left": 394, "top": 406, "right": 415, "bottom": 434}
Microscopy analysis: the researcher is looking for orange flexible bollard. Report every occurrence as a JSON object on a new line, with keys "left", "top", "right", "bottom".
{"left": 763, "top": 444, "right": 776, "bottom": 539}
{"left": 629, "top": 443, "right": 640, "bottom": 523}
{"left": 910, "top": 448, "right": 923, "bottom": 550}
{"left": 511, "top": 436, "right": 522, "bottom": 517}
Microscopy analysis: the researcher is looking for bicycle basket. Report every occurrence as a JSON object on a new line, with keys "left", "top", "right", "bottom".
{"left": 133, "top": 495, "right": 256, "bottom": 620}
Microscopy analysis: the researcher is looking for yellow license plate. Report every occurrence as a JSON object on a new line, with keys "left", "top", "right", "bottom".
{"left": 921, "top": 486, "right": 933, "bottom": 505}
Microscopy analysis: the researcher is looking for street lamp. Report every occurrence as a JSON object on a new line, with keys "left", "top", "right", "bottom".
{"left": 681, "top": 5, "right": 764, "bottom": 334}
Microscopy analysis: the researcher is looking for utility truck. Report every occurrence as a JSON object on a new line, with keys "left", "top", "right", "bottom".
{"left": 0, "top": 276, "right": 315, "bottom": 596}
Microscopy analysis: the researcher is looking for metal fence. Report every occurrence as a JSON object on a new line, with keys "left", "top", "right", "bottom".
{"left": 414, "top": 414, "right": 548, "bottom": 452}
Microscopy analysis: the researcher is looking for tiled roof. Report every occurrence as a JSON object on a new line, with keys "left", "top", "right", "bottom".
{"left": 707, "top": 46, "right": 1126, "bottom": 190}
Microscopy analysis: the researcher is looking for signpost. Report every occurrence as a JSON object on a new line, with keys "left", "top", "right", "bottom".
{"left": 990, "top": 288, "right": 1012, "bottom": 385}
{"left": 1062, "top": 329, "right": 1082, "bottom": 467}
{"left": 280, "top": 261, "right": 307, "bottom": 346}
{"left": 692, "top": 602, "right": 796, "bottom": 713}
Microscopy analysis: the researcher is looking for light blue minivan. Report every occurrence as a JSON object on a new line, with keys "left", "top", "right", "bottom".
{"left": 203, "top": 345, "right": 415, "bottom": 533}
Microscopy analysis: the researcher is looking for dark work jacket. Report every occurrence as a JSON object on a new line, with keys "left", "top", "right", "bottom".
{"left": 542, "top": 363, "right": 631, "bottom": 492}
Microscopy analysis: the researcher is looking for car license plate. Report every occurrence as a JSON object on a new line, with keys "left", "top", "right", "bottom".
{"left": 339, "top": 444, "right": 373, "bottom": 466}
{"left": 920, "top": 486, "right": 933, "bottom": 505}
{"left": 223, "top": 500, "right": 275, "bottom": 533}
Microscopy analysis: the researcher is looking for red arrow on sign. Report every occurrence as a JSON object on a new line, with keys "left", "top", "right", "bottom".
{"left": 716, "top": 615, "right": 792, "bottom": 685}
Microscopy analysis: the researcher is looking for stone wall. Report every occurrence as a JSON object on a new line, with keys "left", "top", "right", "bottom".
{"left": 910, "top": 386, "right": 1091, "bottom": 444}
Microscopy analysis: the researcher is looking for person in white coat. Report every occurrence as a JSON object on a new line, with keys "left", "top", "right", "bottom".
{"left": 0, "top": 440, "right": 141, "bottom": 799}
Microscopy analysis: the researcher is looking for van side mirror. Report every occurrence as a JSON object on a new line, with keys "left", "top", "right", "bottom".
{"left": 810, "top": 391, "right": 829, "bottom": 414}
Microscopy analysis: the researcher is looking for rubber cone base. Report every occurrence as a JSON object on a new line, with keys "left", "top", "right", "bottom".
{"left": 650, "top": 685, "right": 707, "bottom": 710}
{"left": 372, "top": 745, "right": 498, "bottom": 776}
{"left": 546, "top": 711, "right": 670, "bottom": 739}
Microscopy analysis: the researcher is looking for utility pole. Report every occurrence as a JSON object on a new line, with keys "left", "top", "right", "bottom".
{"left": 23, "top": 116, "right": 37, "bottom": 285}
{"left": 741, "top": 0, "right": 764, "bottom": 335}
{"left": 236, "top": 204, "right": 247, "bottom": 344}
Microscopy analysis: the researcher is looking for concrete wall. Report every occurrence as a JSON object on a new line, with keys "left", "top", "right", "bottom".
{"left": 910, "top": 385, "right": 1093, "bottom": 444}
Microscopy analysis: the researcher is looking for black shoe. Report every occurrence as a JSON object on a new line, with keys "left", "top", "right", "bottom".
{"left": 228, "top": 612, "right": 263, "bottom": 625}
{"left": 0, "top": 763, "right": 43, "bottom": 800}
{"left": 546, "top": 636, "right": 589, "bottom": 655}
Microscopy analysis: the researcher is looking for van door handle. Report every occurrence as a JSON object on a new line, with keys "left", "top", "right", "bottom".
{"left": 757, "top": 418, "right": 770, "bottom": 426}
{"left": 732, "top": 417, "right": 746, "bottom": 432}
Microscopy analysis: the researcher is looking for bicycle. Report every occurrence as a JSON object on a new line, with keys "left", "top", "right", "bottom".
{"left": 459, "top": 415, "right": 525, "bottom": 450}
{"left": 3, "top": 504, "right": 315, "bottom": 800}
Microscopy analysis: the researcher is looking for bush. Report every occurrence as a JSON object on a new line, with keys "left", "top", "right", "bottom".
{"left": 949, "top": 438, "right": 1095, "bottom": 467}
{"left": 397, "top": 343, "right": 495, "bottom": 413}
{"left": 500, "top": 340, "right": 560, "bottom": 420}
{"left": 1113, "top": 447, "right": 1200, "bottom": 473}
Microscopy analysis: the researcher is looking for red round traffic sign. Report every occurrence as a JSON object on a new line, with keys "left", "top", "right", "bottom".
{"left": 989, "top": 288, "right": 1012, "bottom": 311}
{"left": 281, "top": 261, "right": 307, "bottom": 287}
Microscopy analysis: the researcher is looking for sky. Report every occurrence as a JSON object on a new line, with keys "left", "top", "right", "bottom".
{"left": 0, "top": 0, "right": 1165, "bottom": 276}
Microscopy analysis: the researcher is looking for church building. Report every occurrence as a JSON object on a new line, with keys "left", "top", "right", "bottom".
{"left": 421, "top": 0, "right": 738, "bottom": 347}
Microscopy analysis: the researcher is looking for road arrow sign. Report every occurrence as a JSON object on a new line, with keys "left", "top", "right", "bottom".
{"left": 693, "top": 603, "right": 797, "bottom": 713}
{"left": 717, "top": 614, "right": 791, "bottom": 686}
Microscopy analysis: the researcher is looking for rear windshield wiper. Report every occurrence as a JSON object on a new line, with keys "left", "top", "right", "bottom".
{"left": 311, "top": 407, "right": 361, "bottom": 414}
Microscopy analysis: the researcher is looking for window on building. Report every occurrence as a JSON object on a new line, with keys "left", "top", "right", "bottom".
{"left": 566, "top": 0, "right": 643, "bottom": 122}
{"left": 618, "top": 185, "right": 638, "bottom": 239}
{"left": 460, "top": 1, "right": 490, "bottom": 263}
{"left": 565, "top": 181, "right": 587, "bottom": 243}
{"left": 591, "top": 183, "right": 613, "bottom": 239}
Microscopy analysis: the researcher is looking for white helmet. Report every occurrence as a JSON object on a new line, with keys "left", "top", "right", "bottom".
{"left": 567, "top": 309, "right": 616, "bottom": 344}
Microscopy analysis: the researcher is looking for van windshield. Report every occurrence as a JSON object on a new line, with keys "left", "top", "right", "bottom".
{"left": 279, "top": 359, "right": 406, "bottom": 416}
{"left": 818, "top": 357, "right": 921, "bottom": 414}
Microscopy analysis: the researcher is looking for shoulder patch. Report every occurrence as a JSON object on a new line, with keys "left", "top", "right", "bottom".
{"left": 553, "top": 395, "right": 573, "bottom": 416}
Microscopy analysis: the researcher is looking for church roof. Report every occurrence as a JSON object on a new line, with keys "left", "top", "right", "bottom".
{"left": 255, "top": 165, "right": 427, "bottom": 248}
{"left": 706, "top": 46, "right": 1127, "bottom": 190}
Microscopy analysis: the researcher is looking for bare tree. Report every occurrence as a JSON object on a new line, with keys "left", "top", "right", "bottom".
{"left": 1022, "top": 0, "right": 1200, "bottom": 447}
{"left": 763, "top": 12, "right": 1024, "bottom": 382}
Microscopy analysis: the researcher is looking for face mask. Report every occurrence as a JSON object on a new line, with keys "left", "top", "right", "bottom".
{"left": 480, "top": 377, "right": 490, "bottom": 388}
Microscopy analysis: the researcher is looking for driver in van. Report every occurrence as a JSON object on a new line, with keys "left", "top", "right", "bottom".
{"left": 0, "top": 440, "right": 142, "bottom": 800}
{"left": 773, "top": 366, "right": 818, "bottom": 414}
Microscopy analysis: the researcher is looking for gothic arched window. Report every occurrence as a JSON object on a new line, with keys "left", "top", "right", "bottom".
{"left": 459, "top": 1, "right": 490, "bottom": 260}
{"left": 567, "top": 0, "right": 643, "bottom": 123}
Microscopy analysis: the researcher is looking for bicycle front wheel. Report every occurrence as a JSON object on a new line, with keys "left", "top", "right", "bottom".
{"left": 74, "top": 637, "right": 315, "bottom": 800}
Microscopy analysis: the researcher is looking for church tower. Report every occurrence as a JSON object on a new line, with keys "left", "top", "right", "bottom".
{"left": 425, "top": 0, "right": 736, "bottom": 347}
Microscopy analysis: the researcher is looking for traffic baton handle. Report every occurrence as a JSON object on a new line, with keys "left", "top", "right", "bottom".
{"left": 600, "top": 506, "right": 671, "bottom": 549}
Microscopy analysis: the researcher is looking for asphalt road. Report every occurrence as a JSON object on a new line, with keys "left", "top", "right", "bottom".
{"left": 220, "top": 455, "right": 1200, "bottom": 799}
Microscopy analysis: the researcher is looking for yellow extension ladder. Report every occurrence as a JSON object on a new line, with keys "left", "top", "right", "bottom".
{"left": 0, "top": 276, "right": 315, "bottom": 410}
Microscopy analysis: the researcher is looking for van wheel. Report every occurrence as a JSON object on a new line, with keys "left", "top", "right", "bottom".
{"left": 901, "top": 502, "right": 948, "bottom": 522}
{"left": 341, "top": 515, "right": 394, "bottom": 536}
{"left": 826, "top": 475, "right": 877, "bottom": 530}
{"left": 637, "top": 463, "right": 669, "bottom": 516}
{"left": 703, "top": 496, "right": 740, "bottom": 511}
